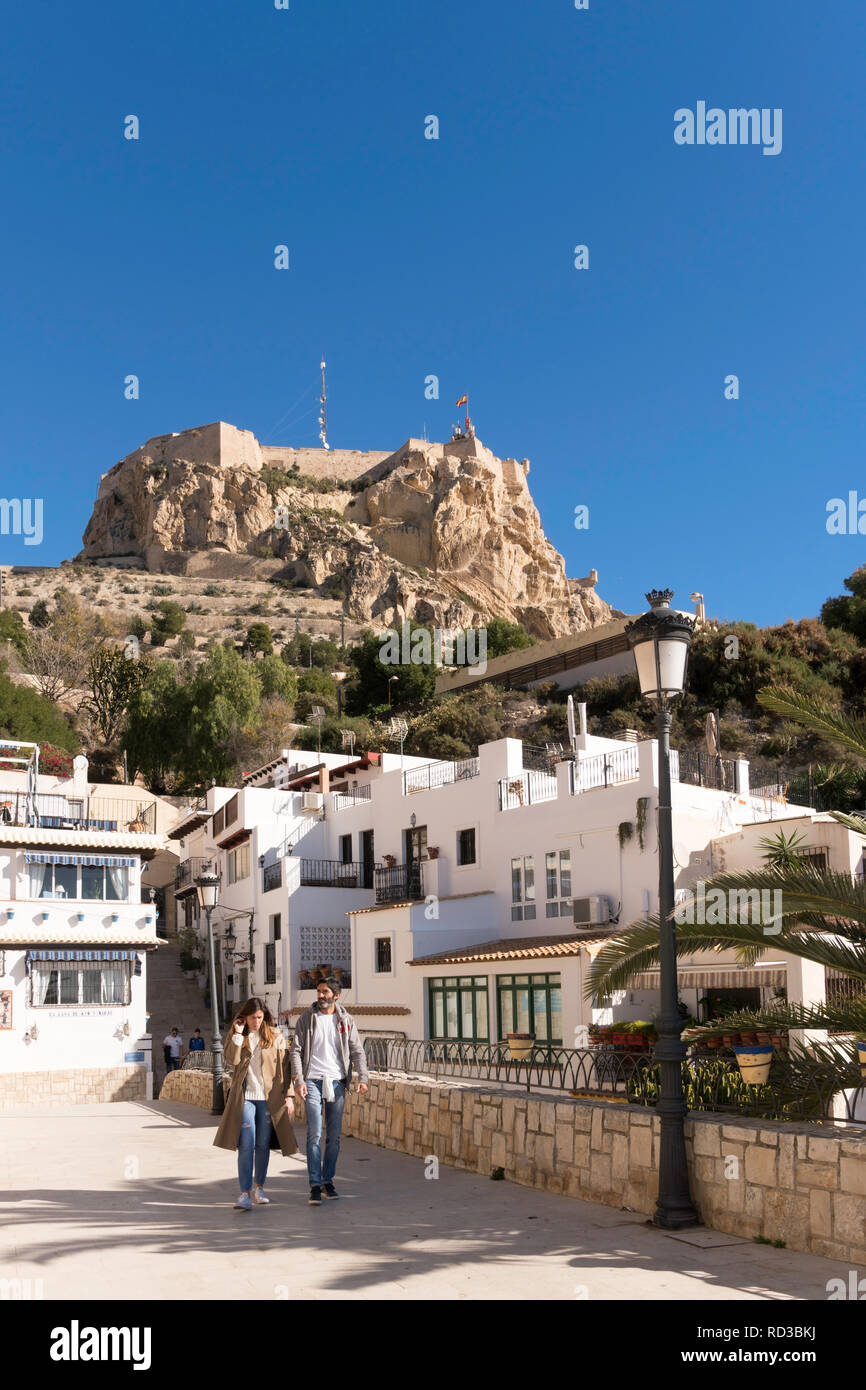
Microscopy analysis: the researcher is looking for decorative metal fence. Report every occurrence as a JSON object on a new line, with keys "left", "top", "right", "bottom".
{"left": 332, "top": 785, "right": 372, "bottom": 811}
{"left": 299, "top": 858, "right": 370, "bottom": 888}
{"left": 359, "top": 1038, "right": 866, "bottom": 1126}
{"left": 670, "top": 748, "right": 739, "bottom": 793}
{"left": 0, "top": 790, "right": 157, "bottom": 834}
{"left": 403, "top": 758, "right": 480, "bottom": 794}
{"left": 374, "top": 862, "right": 425, "bottom": 903}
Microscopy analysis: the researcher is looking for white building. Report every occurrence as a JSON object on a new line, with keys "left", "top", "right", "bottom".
{"left": 0, "top": 742, "right": 173, "bottom": 1107}
{"left": 171, "top": 716, "right": 845, "bottom": 1051}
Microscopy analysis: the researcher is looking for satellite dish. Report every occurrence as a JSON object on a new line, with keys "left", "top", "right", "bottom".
{"left": 705, "top": 712, "right": 720, "bottom": 757}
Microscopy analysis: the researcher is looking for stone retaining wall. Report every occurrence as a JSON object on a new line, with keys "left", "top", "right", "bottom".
{"left": 0, "top": 1065, "right": 146, "bottom": 1110}
{"left": 159, "top": 1070, "right": 866, "bottom": 1262}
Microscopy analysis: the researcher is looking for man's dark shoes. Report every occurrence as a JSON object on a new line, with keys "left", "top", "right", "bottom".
{"left": 309, "top": 1186, "right": 322, "bottom": 1205}
{"left": 323, "top": 1183, "right": 339, "bottom": 1199}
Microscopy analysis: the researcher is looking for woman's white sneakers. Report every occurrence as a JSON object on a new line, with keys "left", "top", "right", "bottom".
{"left": 234, "top": 1192, "right": 252, "bottom": 1210}
{"left": 253, "top": 1186, "right": 270, "bottom": 1205}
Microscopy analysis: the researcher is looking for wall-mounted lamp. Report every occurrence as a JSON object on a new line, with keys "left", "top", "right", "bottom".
{"left": 76, "top": 912, "right": 85, "bottom": 923}
{"left": 24, "top": 1024, "right": 39, "bottom": 1043}
{"left": 5, "top": 909, "right": 14, "bottom": 920}
{"left": 258, "top": 855, "right": 265, "bottom": 868}
{"left": 111, "top": 913, "right": 119, "bottom": 923}
{"left": 122, "top": 1020, "right": 130, "bottom": 1037}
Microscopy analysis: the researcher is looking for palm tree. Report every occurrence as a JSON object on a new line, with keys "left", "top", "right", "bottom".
{"left": 587, "top": 686, "right": 866, "bottom": 1074}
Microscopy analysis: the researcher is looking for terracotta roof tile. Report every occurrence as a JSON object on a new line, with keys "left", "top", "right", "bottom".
{"left": 409, "top": 933, "right": 614, "bottom": 966}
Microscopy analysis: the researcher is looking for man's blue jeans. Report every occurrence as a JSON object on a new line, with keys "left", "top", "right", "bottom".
{"left": 304, "top": 1078, "right": 346, "bottom": 1187}
{"left": 238, "top": 1099, "right": 272, "bottom": 1193}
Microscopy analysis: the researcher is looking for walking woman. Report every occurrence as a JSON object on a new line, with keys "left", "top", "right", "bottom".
{"left": 213, "top": 997, "right": 299, "bottom": 1209}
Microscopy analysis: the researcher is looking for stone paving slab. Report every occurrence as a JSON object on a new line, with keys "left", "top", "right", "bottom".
{"left": 0, "top": 1101, "right": 861, "bottom": 1301}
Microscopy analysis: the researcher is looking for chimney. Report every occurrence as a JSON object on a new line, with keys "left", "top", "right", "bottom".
{"left": 319, "top": 766, "right": 330, "bottom": 795}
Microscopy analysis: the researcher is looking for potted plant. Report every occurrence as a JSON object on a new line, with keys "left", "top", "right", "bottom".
{"left": 507, "top": 778, "right": 525, "bottom": 806}
{"left": 733, "top": 1043, "right": 774, "bottom": 1086}
{"left": 506, "top": 1032, "right": 535, "bottom": 1061}
{"left": 383, "top": 854, "right": 397, "bottom": 867}
{"left": 127, "top": 803, "right": 148, "bottom": 832}
{"left": 427, "top": 846, "right": 440, "bottom": 859}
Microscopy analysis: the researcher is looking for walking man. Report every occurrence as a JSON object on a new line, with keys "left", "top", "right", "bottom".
{"left": 163, "top": 1027, "right": 183, "bottom": 1072}
{"left": 290, "top": 976, "right": 368, "bottom": 1204}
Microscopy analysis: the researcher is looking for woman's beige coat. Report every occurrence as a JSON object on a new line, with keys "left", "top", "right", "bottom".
{"left": 212, "top": 1029, "right": 299, "bottom": 1156}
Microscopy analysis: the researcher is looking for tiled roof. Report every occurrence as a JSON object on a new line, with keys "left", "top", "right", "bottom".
{"left": 0, "top": 931, "right": 162, "bottom": 947}
{"left": 283, "top": 1004, "right": 411, "bottom": 1017}
{"left": 409, "top": 933, "right": 613, "bottom": 966}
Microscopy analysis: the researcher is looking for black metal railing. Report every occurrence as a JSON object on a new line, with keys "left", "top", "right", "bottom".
{"left": 332, "top": 785, "right": 372, "bottom": 810}
{"left": 299, "top": 858, "right": 371, "bottom": 889}
{"left": 0, "top": 790, "right": 157, "bottom": 834}
{"left": 521, "top": 743, "right": 568, "bottom": 773}
{"left": 671, "top": 748, "right": 739, "bottom": 793}
{"left": 174, "top": 857, "right": 220, "bottom": 893}
{"left": 374, "top": 862, "right": 424, "bottom": 903}
{"left": 357, "top": 1038, "right": 866, "bottom": 1125}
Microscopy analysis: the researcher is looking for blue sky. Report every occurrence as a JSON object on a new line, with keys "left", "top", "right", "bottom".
{"left": 1, "top": 0, "right": 864, "bottom": 627}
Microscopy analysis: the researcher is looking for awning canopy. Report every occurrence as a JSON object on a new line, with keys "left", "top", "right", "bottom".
{"left": 24, "top": 853, "right": 136, "bottom": 867}
{"left": 630, "top": 965, "right": 787, "bottom": 989}
{"left": 26, "top": 949, "right": 139, "bottom": 961}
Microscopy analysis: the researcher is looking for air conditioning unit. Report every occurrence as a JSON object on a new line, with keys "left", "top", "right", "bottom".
{"left": 302, "top": 792, "right": 323, "bottom": 811}
{"left": 573, "top": 895, "right": 612, "bottom": 926}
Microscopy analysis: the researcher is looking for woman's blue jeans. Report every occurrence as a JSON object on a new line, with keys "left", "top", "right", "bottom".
{"left": 238, "top": 1099, "right": 272, "bottom": 1193}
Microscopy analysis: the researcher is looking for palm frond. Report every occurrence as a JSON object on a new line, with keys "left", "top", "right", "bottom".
{"left": 757, "top": 686, "right": 866, "bottom": 763}
{"left": 831, "top": 811, "right": 866, "bottom": 837}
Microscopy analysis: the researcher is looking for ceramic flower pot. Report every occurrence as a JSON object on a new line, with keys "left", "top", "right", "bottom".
{"left": 506, "top": 1033, "right": 535, "bottom": 1061}
{"left": 733, "top": 1044, "right": 774, "bottom": 1086}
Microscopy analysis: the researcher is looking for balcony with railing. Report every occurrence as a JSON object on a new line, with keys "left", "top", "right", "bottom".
{"left": 299, "top": 858, "right": 373, "bottom": 889}
{"left": 403, "top": 757, "right": 480, "bottom": 795}
{"left": 0, "top": 790, "right": 157, "bottom": 834}
{"left": 572, "top": 745, "right": 640, "bottom": 793}
{"left": 374, "top": 862, "right": 425, "bottom": 904}
{"left": 498, "top": 769, "right": 559, "bottom": 810}
{"left": 332, "top": 784, "right": 372, "bottom": 811}
{"left": 671, "top": 747, "right": 739, "bottom": 793}
{"left": 174, "top": 856, "right": 221, "bottom": 895}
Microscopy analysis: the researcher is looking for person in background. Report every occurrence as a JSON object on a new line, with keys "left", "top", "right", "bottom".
{"left": 213, "top": 996, "right": 298, "bottom": 1210}
{"left": 163, "top": 1027, "right": 183, "bottom": 1071}
{"left": 290, "top": 975, "right": 368, "bottom": 1205}
{"left": 188, "top": 1028, "right": 206, "bottom": 1053}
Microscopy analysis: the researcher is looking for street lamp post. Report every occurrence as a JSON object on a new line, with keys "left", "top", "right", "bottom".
{"left": 195, "top": 865, "right": 224, "bottom": 1115}
{"left": 625, "top": 589, "right": 700, "bottom": 1230}
{"left": 387, "top": 675, "right": 398, "bottom": 708}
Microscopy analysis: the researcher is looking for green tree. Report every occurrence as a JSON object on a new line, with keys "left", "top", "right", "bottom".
{"left": 23, "top": 592, "right": 114, "bottom": 701}
{"left": 295, "top": 666, "right": 338, "bottom": 722}
{"left": 344, "top": 626, "right": 437, "bottom": 715}
{"left": 82, "top": 647, "right": 151, "bottom": 746}
{"left": 0, "top": 610, "right": 27, "bottom": 657}
{"left": 820, "top": 565, "right": 866, "bottom": 643}
{"left": 259, "top": 654, "right": 298, "bottom": 704}
{"left": 0, "top": 659, "right": 79, "bottom": 751}
{"left": 124, "top": 662, "right": 189, "bottom": 792}
{"left": 150, "top": 600, "right": 186, "bottom": 646}
{"left": 29, "top": 599, "right": 51, "bottom": 629}
{"left": 484, "top": 617, "right": 533, "bottom": 659}
{"left": 282, "top": 632, "right": 340, "bottom": 670}
{"left": 182, "top": 645, "right": 262, "bottom": 786}
{"left": 244, "top": 623, "right": 274, "bottom": 656}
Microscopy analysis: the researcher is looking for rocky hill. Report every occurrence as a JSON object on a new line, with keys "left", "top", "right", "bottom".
{"left": 79, "top": 421, "right": 617, "bottom": 640}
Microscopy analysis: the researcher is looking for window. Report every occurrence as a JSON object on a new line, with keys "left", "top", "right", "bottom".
{"left": 457, "top": 828, "right": 476, "bottom": 866}
{"left": 227, "top": 843, "right": 250, "bottom": 885}
{"left": 428, "top": 976, "right": 489, "bottom": 1041}
{"left": 545, "top": 849, "right": 572, "bottom": 918}
{"left": 27, "top": 861, "right": 130, "bottom": 903}
{"left": 270, "top": 913, "right": 281, "bottom": 942}
{"left": 212, "top": 806, "right": 225, "bottom": 837}
{"left": 31, "top": 960, "right": 131, "bottom": 1007}
{"left": 339, "top": 834, "right": 353, "bottom": 864}
{"left": 264, "top": 942, "right": 276, "bottom": 984}
{"left": 497, "top": 973, "right": 562, "bottom": 1045}
{"left": 263, "top": 861, "right": 282, "bottom": 893}
{"left": 223, "top": 794, "right": 239, "bottom": 828}
{"left": 511, "top": 857, "right": 536, "bottom": 921}
{"left": 374, "top": 937, "right": 393, "bottom": 974}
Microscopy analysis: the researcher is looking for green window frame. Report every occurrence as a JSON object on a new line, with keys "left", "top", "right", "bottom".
{"left": 428, "top": 975, "right": 489, "bottom": 1042}
{"left": 496, "top": 973, "right": 562, "bottom": 1045}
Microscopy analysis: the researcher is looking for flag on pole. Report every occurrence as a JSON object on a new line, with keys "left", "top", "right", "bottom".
{"left": 456, "top": 394, "right": 468, "bottom": 408}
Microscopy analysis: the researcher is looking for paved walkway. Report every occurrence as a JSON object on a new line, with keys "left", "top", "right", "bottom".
{"left": 0, "top": 1101, "right": 860, "bottom": 1301}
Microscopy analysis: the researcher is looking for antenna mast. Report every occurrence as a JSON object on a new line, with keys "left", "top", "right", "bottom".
{"left": 318, "top": 358, "right": 330, "bottom": 451}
